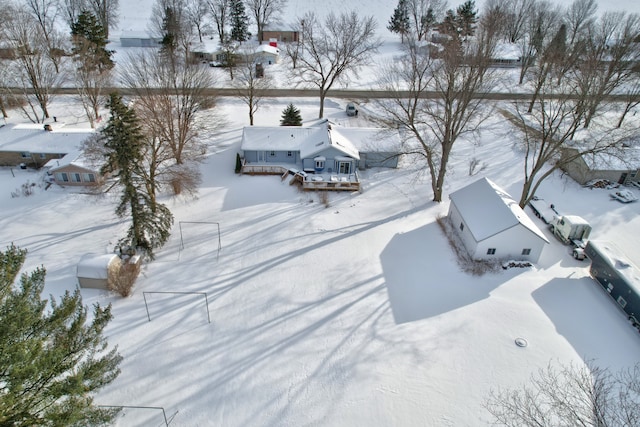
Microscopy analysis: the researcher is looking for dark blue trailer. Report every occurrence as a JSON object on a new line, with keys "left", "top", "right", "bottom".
{"left": 585, "top": 240, "right": 640, "bottom": 332}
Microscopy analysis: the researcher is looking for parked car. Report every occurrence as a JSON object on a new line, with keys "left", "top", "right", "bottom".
{"left": 346, "top": 103, "right": 358, "bottom": 117}
{"left": 610, "top": 189, "right": 638, "bottom": 203}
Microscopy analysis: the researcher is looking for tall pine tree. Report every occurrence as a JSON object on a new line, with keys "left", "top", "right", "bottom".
{"left": 280, "top": 103, "right": 303, "bottom": 126}
{"left": 71, "top": 10, "right": 114, "bottom": 73}
{"left": 0, "top": 244, "right": 122, "bottom": 425}
{"left": 388, "top": 0, "right": 410, "bottom": 43}
{"left": 101, "top": 93, "right": 174, "bottom": 260}
{"left": 229, "top": 0, "right": 251, "bottom": 43}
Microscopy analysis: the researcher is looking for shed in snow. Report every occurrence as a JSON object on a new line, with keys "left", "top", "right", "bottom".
{"left": 560, "top": 147, "right": 640, "bottom": 186}
{"left": 77, "top": 254, "right": 121, "bottom": 290}
{"left": 448, "top": 177, "right": 549, "bottom": 262}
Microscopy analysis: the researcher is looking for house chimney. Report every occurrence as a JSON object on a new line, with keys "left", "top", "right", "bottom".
{"left": 44, "top": 124, "right": 52, "bottom": 131}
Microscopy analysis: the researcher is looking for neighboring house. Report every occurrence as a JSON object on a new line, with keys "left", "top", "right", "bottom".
{"left": 260, "top": 27, "right": 299, "bottom": 43}
{"left": 254, "top": 44, "right": 280, "bottom": 65}
{"left": 448, "top": 177, "right": 549, "bottom": 262}
{"left": 239, "top": 121, "right": 401, "bottom": 191}
{"left": 0, "top": 122, "right": 94, "bottom": 168}
{"left": 45, "top": 151, "right": 103, "bottom": 186}
{"left": 491, "top": 42, "right": 521, "bottom": 67}
{"left": 119, "top": 31, "right": 161, "bottom": 48}
{"left": 561, "top": 147, "right": 640, "bottom": 186}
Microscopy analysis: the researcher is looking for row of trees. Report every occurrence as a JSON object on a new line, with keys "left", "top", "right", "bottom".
{"left": 381, "top": 0, "right": 640, "bottom": 206}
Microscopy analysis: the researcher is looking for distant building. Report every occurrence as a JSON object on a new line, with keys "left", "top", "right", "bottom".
{"left": 260, "top": 26, "right": 299, "bottom": 43}
{"left": 561, "top": 147, "right": 640, "bottom": 186}
{"left": 45, "top": 151, "right": 104, "bottom": 186}
{"left": 119, "top": 31, "right": 161, "bottom": 48}
{"left": 448, "top": 178, "right": 549, "bottom": 262}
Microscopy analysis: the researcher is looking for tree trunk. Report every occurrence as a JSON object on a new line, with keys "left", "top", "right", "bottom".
{"left": 318, "top": 89, "right": 326, "bottom": 119}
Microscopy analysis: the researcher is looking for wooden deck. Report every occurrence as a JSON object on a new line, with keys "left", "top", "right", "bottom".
{"left": 241, "top": 163, "right": 360, "bottom": 192}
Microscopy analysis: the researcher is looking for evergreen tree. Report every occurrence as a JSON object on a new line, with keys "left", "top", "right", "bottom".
{"left": 456, "top": 0, "right": 477, "bottom": 38}
{"left": 0, "top": 244, "right": 122, "bottom": 425}
{"left": 229, "top": 0, "right": 251, "bottom": 43}
{"left": 388, "top": 0, "right": 410, "bottom": 42}
{"left": 280, "top": 103, "right": 303, "bottom": 126}
{"left": 71, "top": 10, "right": 114, "bottom": 73}
{"left": 160, "top": 6, "right": 180, "bottom": 58}
{"left": 101, "top": 93, "right": 174, "bottom": 260}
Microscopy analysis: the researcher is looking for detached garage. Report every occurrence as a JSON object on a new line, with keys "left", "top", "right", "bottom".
{"left": 77, "top": 254, "right": 121, "bottom": 290}
{"left": 448, "top": 177, "right": 549, "bottom": 263}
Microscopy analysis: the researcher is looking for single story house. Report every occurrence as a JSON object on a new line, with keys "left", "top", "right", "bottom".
{"left": 491, "top": 42, "right": 522, "bottom": 67}
{"left": 119, "top": 31, "right": 161, "bottom": 48}
{"left": 561, "top": 147, "right": 640, "bottom": 186}
{"left": 254, "top": 44, "right": 280, "bottom": 65}
{"left": 45, "top": 151, "right": 103, "bottom": 186}
{"left": 0, "top": 122, "right": 95, "bottom": 168}
{"left": 239, "top": 121, "right": 401, "bottom": 190}
{"left": 448, "top": 177, "right": 549, "bottom": 262}
{"left": 260, "top": 27, "right": 299, "bottom": 43}
{"left": 77, "top": 253, "right": 121, "bottom": 290}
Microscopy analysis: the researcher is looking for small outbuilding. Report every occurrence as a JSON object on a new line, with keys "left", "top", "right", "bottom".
{"left": 448, "top": 177, "right": 549, "bottom": 262}
{"left": 77, "top": 253, "right": 121, "bottom": 290}
{"left": 560, "top": 147, "right": 640, "bottom": 186}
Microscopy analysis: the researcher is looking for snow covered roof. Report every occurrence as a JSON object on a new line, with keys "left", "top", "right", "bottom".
{"left": 120, "top": 30, "right": 159, "bottom": 39}
{"left": 45, "top": 150, "right": 100, "bottom": 172}
{"left": 0, "top": 124, "right": 94, "bottom": 154}
{"left": 449, "top": 177, "right": 549, "bottom": 243}
{"left": 241, "top": 122, "right": 361, "bottom": 160}
{"left": 256, "top": 44, "right": 280, "bottom": 55}
{"left": 580, "top": 149, "right": 640, "bottom": 171}
{"left": 330, "top": 126, "right": 401, "bottom": 152}
{"left": 493, "top": 42, "right": 521, "bottom": 61}
{"left": 77, "top": 253, "right": 119, "bottom": 279}
{"left": 589, "top": 240, "right": 640, "bottom": 295}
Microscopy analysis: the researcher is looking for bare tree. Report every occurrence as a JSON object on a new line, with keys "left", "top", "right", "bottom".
{"left": 244, "top": 0, "right": 287, "bottom": 42}
{"left": 233, "top": 51, "right": 272, "bottom": 125}
{"left": 119, "top": 51, "right": 221, "bottom": 195}
{"left": 207, "top": 0, "right": 229, "bottom": 43}
{"left": 505, "top": 71, "right": 636, "bottom": 208}
{"left": 485, "top": 0, "right": 534, "bottom": 43}
{"left": 291, "top": 11, "right": 380, "bottom": 119}
{"left": 564, "top": 0, "right": 597, "bottom": 46}
{"left": 185, "top": 0, "right": 209, "bottom": 43}
{"left": 404, "top": 0, "right": 445, "bottom": 42}
{"left": 5, "top": 8, "right": 65, "bottom": 122}
{"left": 150, "top": 0, "right": 194, "bottom": 62}
{"left": 59, "top": 0, "right": 87, "bottom": 29}
{"left": 24, "top": 0, "right": 67, "bottom": 73}
{"left": 617, "top": 70, "right": 640, "bottom": 128}
{"left": 485, "top": 360, "right": 640, "bottom": 427}
{"left": 85, "top": 0, "right": 119, "bottom": 39}
{"left": 516, "top": 0, "right": 561, "bottom": 85}
{"left": 375, "top": 12, "right": 499, "bottom": 202}
{"left": 574, "top": 12, "right": 640, "bottom": 129}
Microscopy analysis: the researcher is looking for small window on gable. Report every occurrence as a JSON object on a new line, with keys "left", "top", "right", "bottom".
{"left": 269, "top": 151, "right": 275, "bottom": 157}
{"left": 459, "top": 222, "right": 464, "bottom": 231}
{"left": 287, "top": 151, "right": 292, "bottom": 157}
{"left": 522, "top": 248, "right": 531, "bottom": 255}
{"left": 487, "top": 248, "right": 496, "bottom": 255}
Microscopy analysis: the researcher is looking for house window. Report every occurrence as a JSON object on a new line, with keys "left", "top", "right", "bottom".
{"left": 315, "top": 159, "right": 325, "bottom": 169}
{"left": 606, "top": 283, "right": 614, "bottom": 293}
{"left": 20, "top": 152, "right": 30, "bottom": 158}
{"left": 522, "top": 248, "right": 531, "bottom": 255}
{"left": 269, "top": 151, "right": 275, "bottom": 157}
{"left": 617, "top": 296, "right": 627, "bottom": 308}
{"left": 287, "top": 151, "right": 292, "bottom": 157}
{"left": 338, "top": 161, "right": 351, "bottom": 174}
{"left": 459, "top": 222, "right": 464, "bottom": 232}
{"left": 82, "top": 173, "right": 96, "bottom": 183}
{"left": 487, "top": 248, "right": 496, "bottom": 255}
{"left": 56, "top": 172, "right": 69, "bottom": 182}
{"left": 71, "top": 173, "right": 81, "bottom": 182}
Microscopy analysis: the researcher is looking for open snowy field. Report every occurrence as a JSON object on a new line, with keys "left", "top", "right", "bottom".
{"left": 2, "top": 94, "right": 640, "bottom": 425}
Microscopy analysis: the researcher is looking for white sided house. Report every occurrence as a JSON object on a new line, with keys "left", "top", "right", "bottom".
{"left": 448, "top": 178, "right": 549, "bottom": 262}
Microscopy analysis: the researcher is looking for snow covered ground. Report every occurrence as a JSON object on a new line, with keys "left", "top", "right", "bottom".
{"left": 3, "top": 0, "right": 640, "bottom": 424}
{"left": 2, "top": 94, "right": 640, "bottom": 426}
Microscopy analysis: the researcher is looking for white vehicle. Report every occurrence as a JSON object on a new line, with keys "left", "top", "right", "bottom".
{"left": 346, "top": 103, "right": 358, "bottom": 117}
{"left": 610, "top": 189, "right": 638, "bottom": 203}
